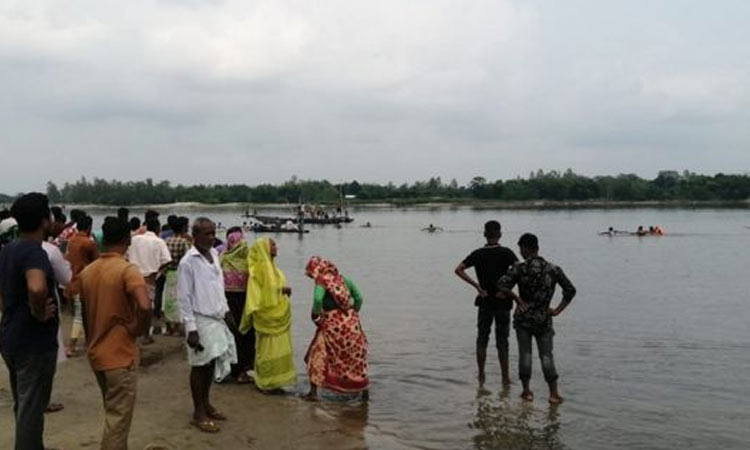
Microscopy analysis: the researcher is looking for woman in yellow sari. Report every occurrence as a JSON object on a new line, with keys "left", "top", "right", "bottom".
{"left": 240, "top": 237, "right": 297, "bottom": 392}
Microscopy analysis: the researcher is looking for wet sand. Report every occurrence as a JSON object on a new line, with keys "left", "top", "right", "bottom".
{"left": 0, "top": 318, "right": 369, "bottom": 450}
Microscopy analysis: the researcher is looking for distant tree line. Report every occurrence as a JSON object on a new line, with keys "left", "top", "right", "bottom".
{"left": 3, "top": 170, "right": 749, "bottom": 206}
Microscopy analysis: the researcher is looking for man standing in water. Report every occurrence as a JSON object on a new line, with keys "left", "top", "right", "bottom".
{"left": 498, "top": 233, "right": 576, "bottom": 404}
{"left": 455, "top": 220, "right": 518, "bottom": 387}
{"left": 178, "top": 218, "right": 237, "bottom": 433}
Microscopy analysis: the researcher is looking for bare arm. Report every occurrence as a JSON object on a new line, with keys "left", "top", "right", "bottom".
{"left": 128, "top": 285, "right": 152, "bottom": 336}
{"left": 26, "top": 269, "right": 55, "bottom": 321}
{"left": 454, "top": 262, "right": 487, "bottom": 298}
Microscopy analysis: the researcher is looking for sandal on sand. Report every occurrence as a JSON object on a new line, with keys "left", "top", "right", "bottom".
{"left": 207, "top": 410, "right": 227, "bottom": 421}
{"left": 190, "top": 419, "right": 220, "bottom": 433}
{"left": 45, "top": 403, "right": 64, "bottom": 413}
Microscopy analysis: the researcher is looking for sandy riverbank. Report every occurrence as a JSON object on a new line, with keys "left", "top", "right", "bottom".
{"left": 0, "top": 317, "right": 371, "bottom": 450}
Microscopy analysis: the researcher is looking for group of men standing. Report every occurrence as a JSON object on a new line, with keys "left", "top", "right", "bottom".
{"left": 455, "top": 220, "right": 576, "bottom": 404}
{"left": 0, "top": 193, "right": 235, "bottom": 450}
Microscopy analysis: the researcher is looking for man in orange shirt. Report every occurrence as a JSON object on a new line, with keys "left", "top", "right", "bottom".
{"left": 77, "top": 218, "right": 151, "bottom": 450}
{"left": 65, "top": 215, "right": 99, "bottom": 357}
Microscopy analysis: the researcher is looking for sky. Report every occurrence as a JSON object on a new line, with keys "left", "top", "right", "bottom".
{"left": 1, "top": 0, "right": 749, "bottom": 193}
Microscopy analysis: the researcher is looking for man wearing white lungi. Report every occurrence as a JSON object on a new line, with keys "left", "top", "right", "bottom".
{"left": 177, "top": 217, "right": 237, "bottom": 434}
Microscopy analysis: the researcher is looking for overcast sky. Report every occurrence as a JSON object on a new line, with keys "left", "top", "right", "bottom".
{"left": 1, "top": 0, "right": 749, "bottom": 193}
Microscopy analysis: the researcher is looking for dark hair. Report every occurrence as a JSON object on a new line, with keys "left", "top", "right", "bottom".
{"left": 11, "top": 193, "right": 50, "bottom": 233}
{"left": 129, "top": 217, "right": 141, "bottom": 231}
{"left": 146, "top": 218, "right": 160, "bottom": 233}
{"left": 167, "top": 215, "right": 178, "bottom": 230}
{"left": 117, "top": 207, "right": 129, "bottom": 222}
{"left": 226, "top": 226, "right": 242, "bottom": 237}
{"left": 103, "top": 218, "right": 130, "bottom": 246}
{"left": 192, "top": 217, "right": 214, "bottom": 235}
{"left": 70, "top": 209, "right": 86, "bottom": 224}
{"left": 484, "top": 220, "right": 501, "bottom": 239}
{"left": 77, "top": 215, "right": 93, "bottom": 231}
{"left": 51, "top": 206, "right": 66, "bottom": 223}
{"left": 518, "top": 233, "right": 539, "bottom": 250}
{"left": 0, "top": 209, "right": 10, "bottom": 221}
{"left": 145, "top": 209, "right": 159, "bottom": 221}
{"left": 171, "top": 217, "right": 188, "bottom": 234}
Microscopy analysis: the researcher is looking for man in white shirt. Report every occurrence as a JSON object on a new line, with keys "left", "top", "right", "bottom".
{"left": 126, "top": 218, "right": 171, "bottom": 341}
{"left": 177, "top": 217, "right": 237, "bottom": 434}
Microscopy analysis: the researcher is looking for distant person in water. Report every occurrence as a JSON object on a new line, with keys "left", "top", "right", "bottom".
{"left": 498, "top": 233, "right": 576, "bottom": 404}
{"left": 635, "top": 226, "right": 648, "bottom": 236}
{"left": 422, "top": 224, "right": 443, "bottom": 233}
{"left": 455, "top": 220, "right": 518, "bottom": 387}
{"left": 599, "top": 227, "right": 615, "bottom": 236}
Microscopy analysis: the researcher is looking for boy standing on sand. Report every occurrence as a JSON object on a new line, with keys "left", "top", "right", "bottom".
{"left": 498, "top": 233, "right": 576, "bottom": 404}
{"left": 455, "top": 220, "right": 518, "bottom": 387}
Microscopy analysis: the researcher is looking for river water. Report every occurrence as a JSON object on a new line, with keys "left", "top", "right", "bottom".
{"left": 93, "top": 206, "right": 750, "bottom": 449}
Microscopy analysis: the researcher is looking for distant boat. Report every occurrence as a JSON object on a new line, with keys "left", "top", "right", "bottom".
{"left": 247, "top": 214, "right": 354, "bottom": 225}
{"left": 243, "top": 224, "right": 309, "bottom": 234}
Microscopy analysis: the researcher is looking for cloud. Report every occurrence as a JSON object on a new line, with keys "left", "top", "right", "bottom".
{"left": 0, "top": 0, "right": 748, "bottom": 193}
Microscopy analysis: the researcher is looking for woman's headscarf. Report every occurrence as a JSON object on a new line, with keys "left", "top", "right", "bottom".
{"left": 305, "top": 256, "right": 351, "bottom": 309}
{"left": 239, "top": 237, "right": 291, "bottom": 335}
{"left": 219, "top": 230, "right": 248, "bottom": 272}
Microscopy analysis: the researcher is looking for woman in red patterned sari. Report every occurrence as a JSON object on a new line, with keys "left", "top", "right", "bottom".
{"left": 303, "top": 256, "right": 370, "bottom": 401}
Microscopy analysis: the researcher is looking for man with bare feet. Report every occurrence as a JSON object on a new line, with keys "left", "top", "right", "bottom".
{"left": 178, "top": 218, "right": 237, "bottom": 434}
{"left": 498, "top": 233, "right": 576, "bottom": 404}
{"left": 455, "top": 220, "right": 518, "bottom": 387}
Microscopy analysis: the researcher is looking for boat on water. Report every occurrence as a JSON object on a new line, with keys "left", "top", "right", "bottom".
{"left": 243, "top": 224, "right": 309, "bottom": 234}
{"left": 248, "top": 214, "right": 353, "bottom": 225}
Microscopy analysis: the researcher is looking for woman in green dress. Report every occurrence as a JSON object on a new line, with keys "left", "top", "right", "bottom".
{"left": 239, "top": 237, "right": 296, "bottom": 392}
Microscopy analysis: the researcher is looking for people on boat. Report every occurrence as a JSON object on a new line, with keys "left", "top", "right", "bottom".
{"left": 303, "top": 256, "right": 370, "bottom": 401}
{"left": 239, "top": 238, "right": 297, "bottom": 393}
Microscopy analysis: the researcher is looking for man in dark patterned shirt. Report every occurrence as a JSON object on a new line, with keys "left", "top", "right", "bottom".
{"left": 498, "top": 233, "right": 576, "bottom": 404}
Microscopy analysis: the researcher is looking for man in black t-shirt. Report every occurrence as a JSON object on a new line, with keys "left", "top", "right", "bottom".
{"left": 0, "top": 193, "right": 60, "bottom": 450}
{"left": 455, "top": 220, "right": 518, "bottom": 387}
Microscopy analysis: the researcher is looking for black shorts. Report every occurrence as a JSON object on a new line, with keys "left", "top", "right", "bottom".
{"left": 477, "top": 307, "right": 510, "bottom": 350}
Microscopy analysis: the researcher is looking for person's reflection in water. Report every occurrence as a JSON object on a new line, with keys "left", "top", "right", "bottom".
{"left": 471, "top": 391, "right": 565, "bottom": 450}
{"left": 309, "top": 393, "right": 370, "bottom": 449}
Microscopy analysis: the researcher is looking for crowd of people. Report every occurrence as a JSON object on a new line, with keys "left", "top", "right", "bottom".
{"left": 0, "top": 193, "right": 370, "bottom": 449}
{"left": 1, "top": 195, "right": 578, "bottom": 450}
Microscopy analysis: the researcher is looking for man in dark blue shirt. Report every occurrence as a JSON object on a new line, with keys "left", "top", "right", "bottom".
{"left": 0, "top": 193, "right": 60, "bottom": 450}
{"left": 455, "top": 220, "right": 518, "bottom": 388}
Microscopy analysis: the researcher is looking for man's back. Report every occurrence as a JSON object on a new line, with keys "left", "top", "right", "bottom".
{"left": 79, "top": 254, "right": 146, "bottom": 371}
{"left": 126, "top": 231, "right": 171, "bottom": 277}
{"left": 463, "top": 245, "right": 518, "bottom": 308}
{"left": 67, "top": 233, "right": 98, "bottom": 276}
{"left": 500, "top": 256, "right": 576, "bottom": 332}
